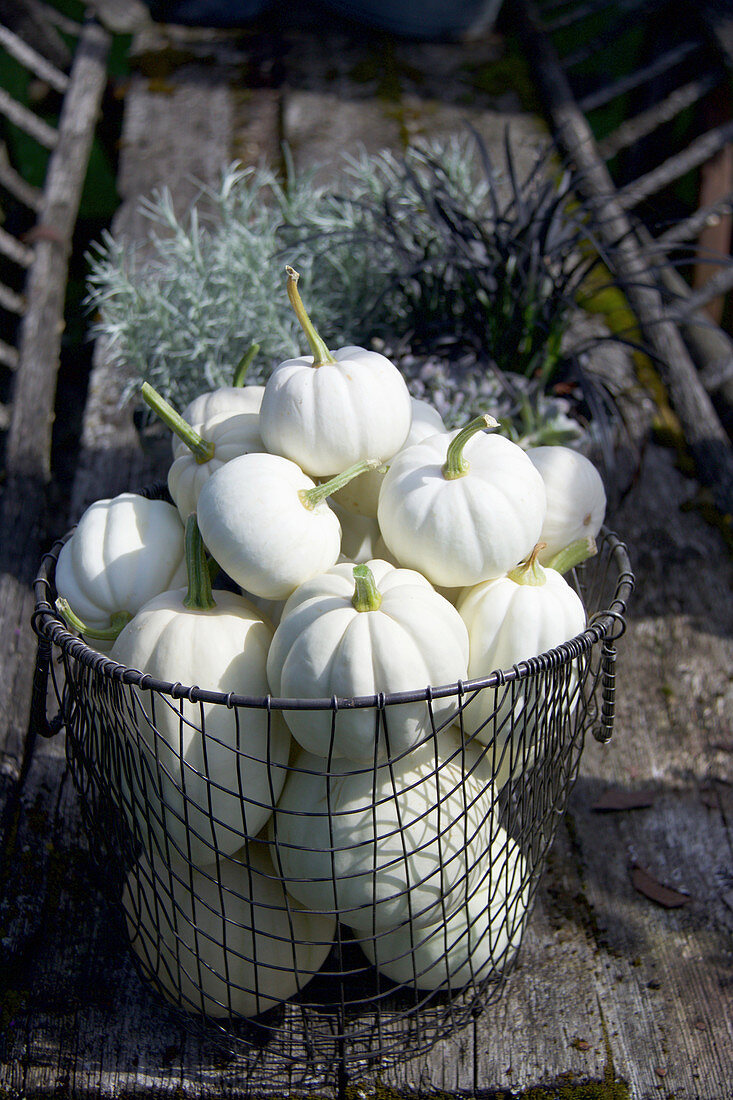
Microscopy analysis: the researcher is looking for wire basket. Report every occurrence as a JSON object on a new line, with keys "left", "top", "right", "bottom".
{"left": 31, "top": 492, "right": 633, "bottom": 1083}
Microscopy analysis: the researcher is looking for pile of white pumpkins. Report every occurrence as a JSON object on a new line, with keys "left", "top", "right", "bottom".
{"left": 54, "top": 268, "right": 608, "bottom": 1020}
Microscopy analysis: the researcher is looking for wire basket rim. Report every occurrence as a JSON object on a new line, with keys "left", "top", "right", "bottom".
{"left": 32, "top": 511, "right": 633, "bottom": 712}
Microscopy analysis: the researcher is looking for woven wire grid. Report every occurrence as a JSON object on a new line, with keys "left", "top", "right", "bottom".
{"left": 31, "top": 512, "right": 633, "bottom": 1080}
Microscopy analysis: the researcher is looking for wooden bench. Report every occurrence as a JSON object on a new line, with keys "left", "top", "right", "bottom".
{"left": 1, "top": 7, "right": 732, "bottom": 1098}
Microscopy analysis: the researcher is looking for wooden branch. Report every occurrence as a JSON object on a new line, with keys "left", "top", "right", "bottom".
{"left": 0, "top": 340, "right": 18, "bottom": 370}
{"left": 658, "top": 187, "right": 733, "bottom": 246}
{"left": 598, "top": 74, "right": 720, "bottom": 161}
{"left": 513, "top": 0, "right": 733, "bottom": 515}
{"left": 0, "top": 85, "right": 58, "bottom": 148}
{"left": 0, "top": 140, "right": 43, "bottom": 209}
{"left": 617, "top": 118, "right": 733, "bottom": 210}
{"left": 649, "top": 241, "right": 733, "bottom": 406}
{"left": 578, "top": 40, "right": 699, "bottom": 113}
{"left": 0, "top": 18, "right": 110, "bottom": 779}
{"left": 0, "top": 23, "right": 69, "bottom": 93}
{"left": 0, "top": 224, "right": 34, "bottom": 267}
{"left": 0, "top": 282, "right": 26, "bottom": 315}
{"left": 0, "top": 0, "right": 72, "bottom": 68}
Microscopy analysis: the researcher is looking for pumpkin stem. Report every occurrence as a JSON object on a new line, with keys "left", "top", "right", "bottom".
{"left": 508, "top": 543, "right": 547, "bottom": 586}
{"left": 183, "top": 514, "right": 216, "bottom": 611}
{"left": 141, "top": 381, "right": 215, "bottom": 465}
{"left": 232, "top": 342, "right": 260, "bottom": 387}
{"left": 299, "top": 459, "right": 383, "bottom": 510}
{"left": 286, "top": 266, "right": 337, "bottom": 367}
{"left": 56, "top": 598, "right": 132, "bottom": 641}
{"left": 442, "top": 414, "right": 499, "bottom": 480}
{"left": 352, "top": 564, "right": 382, "bottom": 612}
{"left": 545, "top": 536, "right": 597, "bottom": 575}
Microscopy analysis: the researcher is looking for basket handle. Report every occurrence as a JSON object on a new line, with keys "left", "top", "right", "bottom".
{"left": 592, "top": 639, "right": 617, "bottom": 744}
{"left": 30, "top": 635, "right": 65, "bottom": 739}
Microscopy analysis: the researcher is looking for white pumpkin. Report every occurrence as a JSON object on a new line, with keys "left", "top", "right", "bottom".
{"left": 268, "top": 730, "right": 496, "bottom": 933}
{"left": 457, "top": 546, "right": 587, "bottom": 787}
{"left": 55, "top": 492, "right": 186, "bottom": 649}
{"left": 360, "top": 825, "right": 528, "bottom": 990}
{"left": 123, "top": 841, "right": 335, "bottom": 1018}
{"left": 378, "top": 416, "right": 547, "bottom": 588}
{"left": 141, "top": 382, "right": 262, "bottom": 519}
{"left": 196, "top": 452, "right": 377, "bottom": 600}
{"left": 173, "top": 383, "right": 264, "bottom": 459}
{"left": 332, "top": 396, "right": 446, "bottom": 518}
{"left": 331, "top": 501, "right": 383, "bottom": 564}
{"left": 527, "top": 445, "right": 606, "bottom": 564}
{"left": 110, "top": 520, "right": 291, "bottom": 865}
{"left": 258, "top": 268, "right": 412, "bottom": 477}
{"left": 266, "top": 559, "right": 469, "bottom": 761}
{"left": 168, "top": 412, "right": 263, "bottom": 518}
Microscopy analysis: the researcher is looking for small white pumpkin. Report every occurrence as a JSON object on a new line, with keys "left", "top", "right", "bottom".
{"left": 360, "top": 824, "right": 527, "bottom": 990}
{"left": 527, "top": 445, "right": 606, "bottom": 564}
{"left": 377, "top": 415, "right": 547, "bottom": 588}
{"left": 55, "top": 492, "right": 186, "bottom": 649}
{"left": 174, "top": 384, "right": 264, "bottom": 460}
{"left": 457, "top": 545, "right": 587, "bottom": 787}
{"left": 196, "top": 452, "right": 376, "bottom": 600}
{"left": 110, "top": 518, "right": 291, "bottom": 866}
{"left": 258, "top": 267, "right": 412, "bottom": 477}
{"left": 331, "top": 500, "right": 383, "bottom": 564}
{"left": 332, "top": 396, "right": 446, "bottom": 518}
{"left": 142, "top": 382, "right": 262, "bottom": 520}
{"left": 123, "top": 841, "right": 335, "bottom": 1018}
{"left": 268, "top": 730, "right": 496, "bottom": 933}
{"left": 266, "top": 559, "right": 469, "bottom": 760}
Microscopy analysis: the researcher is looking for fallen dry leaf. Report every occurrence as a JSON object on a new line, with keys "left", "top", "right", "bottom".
{"left": 630, "top": 864, "right": 691, "bottom": 908}
{"left": 592, "top": 787, "right": 655, "bottom": 811}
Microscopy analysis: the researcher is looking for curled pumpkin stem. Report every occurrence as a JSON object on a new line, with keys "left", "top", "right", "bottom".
{"left": 442, "top": 414, "right": 500, "bottom": 480}
{"left": 508, "top": 542, "right": 548, "bottom": 587}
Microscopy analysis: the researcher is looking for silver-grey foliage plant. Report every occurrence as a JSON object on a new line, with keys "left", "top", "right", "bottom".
{"left": 86, "top": 140, "right": 584, "bottom": 442}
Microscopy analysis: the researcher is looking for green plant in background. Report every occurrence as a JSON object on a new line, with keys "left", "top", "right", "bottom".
{"left": 86, "top": 133, "right": 621, "bottom": 446}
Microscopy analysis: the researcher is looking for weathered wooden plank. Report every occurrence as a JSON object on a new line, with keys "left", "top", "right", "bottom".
{"left": 5, "top": 16, "right": 733, "bottom": 1100}
{"left": 70, "top": 66, "right": 247, "bottom": 518}
{"left": 0, "top": 20, "right": 110, "bottom": 782}
{"left": 5, "top": 444, "right": 731, "bottom": 1100}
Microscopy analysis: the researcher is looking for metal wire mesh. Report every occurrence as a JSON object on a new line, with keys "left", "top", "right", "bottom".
{"left": 31, "top": 504, "right": 633, "bottom": 1080}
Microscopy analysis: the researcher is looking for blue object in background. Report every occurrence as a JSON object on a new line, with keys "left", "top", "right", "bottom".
{"left": 321, "top": 0, "right": 504, "bottom": 39}
{"left": 145, "top": 0, "right": 275, "bottom": 26}
{"left": 143, "top": 0, "right": 504, "bottom": 39}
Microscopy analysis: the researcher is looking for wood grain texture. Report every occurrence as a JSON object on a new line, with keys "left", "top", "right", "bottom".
{"left": 3, "top": 18, "right": 733, "bottom": 1100}
{"left": 0, "top": 19, "right": 110, "bottom": 780}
